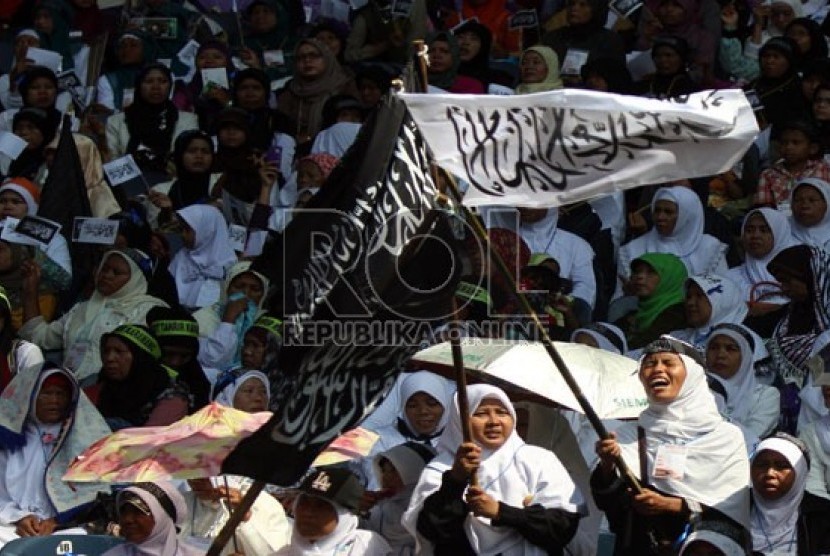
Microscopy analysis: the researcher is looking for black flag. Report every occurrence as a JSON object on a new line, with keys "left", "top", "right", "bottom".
{"left": 37, "top": 115, "right": 92, "bottom": 239}
{"left": 223, "top": 95, "right": 461, "bottom": 485}
{"left": 37, "top": 115, "right": 96, "bottom": 310}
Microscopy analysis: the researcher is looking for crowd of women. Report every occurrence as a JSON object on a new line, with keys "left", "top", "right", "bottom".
{"left": 2, "top": 0, "right": 830, "bottom": 553}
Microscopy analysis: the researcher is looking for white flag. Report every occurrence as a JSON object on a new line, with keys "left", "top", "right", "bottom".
{"left": 102, "top": 154, "right": 142, "bottom": 186}
{"left": 400, "top": 89, "right": 759, "bottom": 208}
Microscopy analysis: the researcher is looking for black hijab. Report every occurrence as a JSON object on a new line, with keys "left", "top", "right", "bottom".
{"left": 97, "top": 325, "right": 176, "bottom": 427}
{"left": 124, "top": 63, "right": 179, "bottom": 173}
{"left": 167, "top": 130, "right": 213, "bottom": 210}
{"left": 8, "top": 107, "right": 60, "bottom": 179}
{"left": 146, "top": 305, "right": 211, "bottom": 410}
{"left": 454, "top": 19, "right": 493, "bottom": 87}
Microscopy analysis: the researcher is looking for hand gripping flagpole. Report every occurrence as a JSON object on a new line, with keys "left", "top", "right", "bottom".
{"left": 441, "top": 171, "right": 643, "bottom": 494}
{"left": 410, "top": 41, "right": 642, "bottom": 494}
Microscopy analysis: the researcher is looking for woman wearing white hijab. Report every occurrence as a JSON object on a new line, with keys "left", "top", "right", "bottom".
{"left": 670, "top": 275, "right": 749, "bottom": 350}
{"left": 365, "top": 442, "right": 435, "bottom": 555}
{"left": 728, "top": 208, "right": 796, "bottom": 336}
{"left": 570, "top": 322, "right": 628, "bottom": 355}
{"left": 168, "top": 204, "right": 238, "bottom": 310}
{"left": 19, "top": 249, "right": 167, "bottom": 385}
{"left": 789, "top": 178, "right": 830, "bottom": 251}
{"left": 617, "top": 186, "right": 729, "bottom": 299}
{"left": 0, "top": 364, "right": 109, "bottom": 545}
{"left": 360, "top": 372, "right": 450, "bottom": 490}
{"left": 678, "top": 520, "right": 747, "bottom": 556}
{"left": 272, "top": 467, "right": 391, "bottom": 555}
{"left": 402, "top": 384, "right": 584, "bottom": 555}
{"left": 749, "top": 433, "right": 809, "bottom": 555}
{"left": 182, "top": 369, "right": 290, "bottom": 555}
{"left": 103, "top": 481, "right": 199, "bottom": 556}
{"left": 705, "top": 323, "right": 779, "bottom": 449}
{"left": 593, "top": 337, "right": 750, "bottom": 554}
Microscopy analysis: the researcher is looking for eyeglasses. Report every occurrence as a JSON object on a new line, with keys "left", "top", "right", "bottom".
{"left": 296, "top": 52, "right": 323, "bottom": 62}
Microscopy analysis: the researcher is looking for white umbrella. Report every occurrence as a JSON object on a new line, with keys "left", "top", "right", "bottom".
{"left": 411, "top": 339, "right": 647, "bottom": 420}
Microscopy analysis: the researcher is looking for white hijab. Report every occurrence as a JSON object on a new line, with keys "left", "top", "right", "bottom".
{"left": 704, "top": 324, "right": 762, "bottom": 427}
{"left": 109, "top": 482, "right": 196, "bottom": 556}
{"left": 613, "top": 351, "right": 751, "bottom": 528}
{"left": 750, "top": 437, "right": 809, "bottom": 554}
{"left": 642, "top": 187, "right": 706, "bottom": 258}
{"left": 483, "top": 207, "right": 559, "bottom": 255}
{"left": 403, "top": 384, "right": 583, "bottom": 556}
{"left": 311, "top": 122, "right": 361, "bottom": 158}
{"left": 213, "top": 370, "right": 270, "bottom": 409}
{"left": 168, "top": 205, "right": 237, "bottom": 306}
{"left": 398, "top": 371, "right": 451, "bottom": 437}
{"left": 570, "top": 322, "right": 628, "bottom": 355}
{"left": 288, "top": 496, "right": 361, "bottom": 555}
{"left": 739, "top": 208, "right": 797, "bottom": 291}
{"left": 789, "top": 178, "right": 830, "bottom": 250}
{"left": 81, "top": 250, "right": 163, "bottom": 324}
{"left": 683, "top": 275, "right": 748, "bottom": 347}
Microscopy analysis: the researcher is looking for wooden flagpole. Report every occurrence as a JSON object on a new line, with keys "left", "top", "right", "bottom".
{"left": 439, "top": 169, "right": 643, "bottom": 494}
{"left": 206, "top": 480, "right": 265, "bottom": 556}
{"left": 412, "top": 40, "right": 480, "bottom": 487}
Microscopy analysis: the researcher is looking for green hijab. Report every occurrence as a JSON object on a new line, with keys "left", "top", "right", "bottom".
{"left": 633, "top": 253, "right": 688, "bottom": 331}
{"left": 515, "top": 45, "right": 563, "bottom": 94}
{"left": 427, "top": 31, "right": 460, "bottom": 90}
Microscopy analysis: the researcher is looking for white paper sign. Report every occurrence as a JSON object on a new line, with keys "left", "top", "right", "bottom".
{"left": 103, "top": 154, "right": 142, "bottom": 186}
{"left": 201, "top": 68, "right": 229, "bottom": 90}
{"left": 24, "top": 47, "right": 62, "bottom": 73}
{"left": 1, "top": 216, "right": 61, "bottom": 248}
{"left": 228, "top": 224, "right": 247, "bottom": 252}
{"left": 400, "top": 89, "right": 759, "bottom": 208}
{"left": 560, "top": 48, "right": 589, "bottom": 76}
{"left": 263, "top": 50, "right": 285, "bottom": 67}
{"left": 0, "top": 132, "right": 28, "bottom": 160}
{"left": 72, "top": 217, "right": 119, "bottom": 245}
{"left": 1, "top": 218, "right": 40, "bottom": 247}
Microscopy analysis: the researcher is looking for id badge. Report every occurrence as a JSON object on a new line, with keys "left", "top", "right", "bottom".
{"left": 653, "top": 444, "right": 687, "bottom": 480}
{"left": 63, "top": 341, "right": 90, "bottom": 372}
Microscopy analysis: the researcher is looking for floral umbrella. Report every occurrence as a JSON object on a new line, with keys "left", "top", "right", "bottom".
{"left": 63, "top": 403, "right": 272, "bottom": 483}
{"left": 312, "top": 427, "right": 379, "bottom": 467}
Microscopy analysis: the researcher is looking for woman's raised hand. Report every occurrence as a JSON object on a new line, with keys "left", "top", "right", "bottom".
{"left": 451, "top": 441, "right": 481, "bottom": 482}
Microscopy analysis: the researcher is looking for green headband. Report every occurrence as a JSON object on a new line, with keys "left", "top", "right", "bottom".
{"left": 111, "top": 325, "right": 162, "bottom": 360}
{"left": 455, "top": 281, "right": 491, "bottom": 306}
{"left": 252, "top": 316, "right": 283, "bottom": 338}
{"left": 151, "top": 320, "right": 199, "bottom": 338}
{"left": 0, "top": 286, "right": 9, "bottom": 312}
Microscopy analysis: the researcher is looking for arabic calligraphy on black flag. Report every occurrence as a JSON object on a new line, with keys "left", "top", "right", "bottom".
{"left": 223, "top": 95, "right": 461, "bottom": 485}
{"left": 401, "top": 89, "right": 759, "bottom": 208}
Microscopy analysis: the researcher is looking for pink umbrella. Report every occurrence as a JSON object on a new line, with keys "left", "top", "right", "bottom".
{"left": 63, "top": 403, "right": 272, "bottom": 483}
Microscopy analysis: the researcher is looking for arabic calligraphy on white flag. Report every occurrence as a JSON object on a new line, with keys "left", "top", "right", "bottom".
{"left": 400, "top": 89, "right": 759, "bottom": 208}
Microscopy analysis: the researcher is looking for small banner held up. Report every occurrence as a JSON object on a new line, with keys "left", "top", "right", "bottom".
{"left": 400, "top": 89, "right": 759, "bottom": 208}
